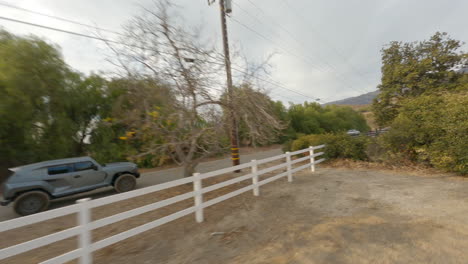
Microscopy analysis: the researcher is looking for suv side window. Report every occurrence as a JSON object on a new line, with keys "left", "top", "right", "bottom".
{"left": 74, "top": 161, "right": 95, "bottom": 172}
{"left": 48, "top": 164, "right": 73, "bottom": 175}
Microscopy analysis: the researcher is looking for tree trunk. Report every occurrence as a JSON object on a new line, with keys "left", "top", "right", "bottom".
{"left": 183, "top": 162, "right": 197, "bottom": 178}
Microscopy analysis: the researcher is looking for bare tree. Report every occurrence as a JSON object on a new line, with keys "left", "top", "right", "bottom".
{"left": 106, "top": 0, "right": 283, "bottom": 177}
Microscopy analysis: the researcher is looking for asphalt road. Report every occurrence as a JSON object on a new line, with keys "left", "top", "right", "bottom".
{"left": 0, "top": 148, "right": 282, "bottom": 222}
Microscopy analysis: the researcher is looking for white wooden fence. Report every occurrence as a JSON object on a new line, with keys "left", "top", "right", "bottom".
{"left": 0, "top": 145, "right": 326, "bottom": 264}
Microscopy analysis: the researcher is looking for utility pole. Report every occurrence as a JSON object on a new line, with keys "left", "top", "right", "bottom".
{"left": 213, "top": 0, "right": 241, "bottom": 170}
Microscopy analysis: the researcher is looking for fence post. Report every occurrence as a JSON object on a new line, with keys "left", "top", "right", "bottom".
{"left": 309, "top": 146, "right": 315, "bottom": 172}
{"left": 193, "top": 173, "right": 204, "bottom": 223}
{"left": 251, "top": 160, "right": 259, "bottom": 196}
{"left": 286, "top": 152, "right": 292, "bottom": 182}
{"left": 77, "top": 198, "right": 92, "bottom": 264}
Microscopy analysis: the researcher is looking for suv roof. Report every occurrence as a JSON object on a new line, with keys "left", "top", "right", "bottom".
{"left": 10, "top": 157, "right": 92, "bottom": 172}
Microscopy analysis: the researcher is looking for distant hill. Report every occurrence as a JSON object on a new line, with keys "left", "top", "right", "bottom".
{"left": 325, "top": 91, "right": 379, "bottom": 105}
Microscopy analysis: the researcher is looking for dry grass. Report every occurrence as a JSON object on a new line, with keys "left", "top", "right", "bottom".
{"left": 322, "top": 159, "right": 464, "bottom": 178}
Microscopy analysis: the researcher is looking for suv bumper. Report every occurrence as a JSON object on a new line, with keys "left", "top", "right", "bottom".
{"left": 1, "top": 199, "right": 12, "bottom": 206}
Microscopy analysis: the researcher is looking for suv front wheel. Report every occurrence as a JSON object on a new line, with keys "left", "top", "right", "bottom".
{"left": 114, "top": 174, "right": 137, "bottom": 193}
{"left": 14, "top": 191, "right": 50, "bottom": 216}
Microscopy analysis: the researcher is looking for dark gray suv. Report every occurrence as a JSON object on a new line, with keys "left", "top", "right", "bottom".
{"left": 1, "top": 157, "right": 140, "bottom": 216}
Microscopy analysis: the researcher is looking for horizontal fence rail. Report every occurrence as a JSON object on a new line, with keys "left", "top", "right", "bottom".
{"left": 0, "top": 145, "right": 326, "bottom": 264}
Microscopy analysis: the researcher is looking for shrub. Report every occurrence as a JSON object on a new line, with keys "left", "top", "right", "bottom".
{"left": 382, "top": 92, "right": 468, "bottom": 174}
{"left": 289, "top": 133, "right": 369, "bottom": 161}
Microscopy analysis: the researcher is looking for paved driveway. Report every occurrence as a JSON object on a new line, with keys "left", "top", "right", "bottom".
{"left": 0, "top": 148, "right": 282, "bottom": 221}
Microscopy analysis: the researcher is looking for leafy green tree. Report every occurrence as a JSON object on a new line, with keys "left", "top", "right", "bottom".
{"left": 373, "top": 32, "right": 467, "bottom": 126}
{"left": 286, "top": 102, "right": 369, "bottom": 136}
{"left": 320, "top": 105, "right": 369, "bottom": 133}
{"left": 270, "top": 100, "right": 296, "bottom": 143}
{"left": 290, "top": 133, "right": 369, "bottom": 161}
{"left": 88, "top": 77, "right": 175, "bottom": 166}
{"left": 288, "top": 102, "right": 323, "bottom": 135}
{"left": 383, "top": 92, "right": 468, "bottom": 174}
{"left": 0, "top": 30, "right": 71, "bottom": 165}
{"left": 0, "top": 30, "right": 107, "bottom": 170}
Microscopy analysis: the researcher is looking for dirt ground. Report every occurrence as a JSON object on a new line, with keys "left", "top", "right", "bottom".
{"left": 3, "top": 166, "right": 468, "bottom": 264}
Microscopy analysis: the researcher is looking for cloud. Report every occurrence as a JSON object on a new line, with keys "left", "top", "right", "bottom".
{"left": 1, "top": 0, "right": 466, "bottom": 103}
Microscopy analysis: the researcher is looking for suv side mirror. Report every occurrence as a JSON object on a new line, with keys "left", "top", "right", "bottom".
{"left": 92, "top": 164, "right": 98, "bottom": 170}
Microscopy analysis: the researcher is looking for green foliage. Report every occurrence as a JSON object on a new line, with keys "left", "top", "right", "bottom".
{"left": 88, "top": 77, "right": 176, "bottom": 167}
{"left": 0, "top": 29, "right": 371, "bottom": 172}
{"left": 270, "top": 101, "right": 296, "bottom": 143}
{"left": 284, "top": 102, "right": 369, "bottom": 139}
{"left": 290, "top": 133, "right": 369, "bottom": 161}
{"left": 382, "top": 92, "right": 468, "bottom": 174}
{"left": 0, "top": 30, "right": 106, "bottom": 167}
{"left": 372, "top": 32, "right": 467, "bottom": 174}
{"left": 261, "top": 101, "right": 371, "bottom": 146}
{"left": 373, "top": 32, "right": 467, "bottom": 126}
{"left": 87, "top": 124, "right": 135, "bottom": 164}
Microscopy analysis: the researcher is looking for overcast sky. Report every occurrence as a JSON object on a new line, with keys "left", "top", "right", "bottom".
{"left": 1, "top": 0, "right": 467, "bottom": 104}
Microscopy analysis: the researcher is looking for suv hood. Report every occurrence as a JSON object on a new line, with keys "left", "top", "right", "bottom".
{"left": 102, "top": 162, "right": 138, "bottom": 173}
{"left": 105, "top": 162, "right": 136, "bottom": 167}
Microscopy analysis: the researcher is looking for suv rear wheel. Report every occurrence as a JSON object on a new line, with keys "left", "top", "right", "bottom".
{"left": 114, "top": 174, "right": 136, "bottom": 193}
{"left": 14, "top": 191, "right": 50, "bottom": 216}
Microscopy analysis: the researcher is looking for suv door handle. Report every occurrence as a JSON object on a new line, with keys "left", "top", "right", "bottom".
{"left": 73, "top": 175, "right": 81, "bottom": 178}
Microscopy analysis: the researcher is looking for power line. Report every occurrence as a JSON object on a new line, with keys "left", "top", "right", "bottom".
{"left": 229, "top": 17, "right": 357, "bottom": 100}
{"left": 234, "top": 1, "right": 330, "bottom": 73}
{"left": 244, "top": 0, "right": 369, "bottom": 83}
{"left": 0, "top": 3, "right": 346, "bottom": 102}
{"left": 231, "top": 64, "right": 326, "bottom": 102}
{"left": 0, "top": 15, "right": 127, "bottom": 45}
{"left": 245, "top": 0, "right": 304, "bottom": 47}
{"left": 268, "top": 92, "right": 301, "bottom": 103}
{"left": 1, "top": 2, "right": 365, "bottom": 102}
{"left": 232, "top": 1, "right": 373, "bottom": 96}
{"left": 231, "top": 66, "right": 322, "bottom": 101}
{"left": 230, "top": 16, "right": 325, "bottom": 73}
{"left": 243, "top": 1, "right": 371, "bottom": 95}
{"left": 0, "top": 15, "right": 318, "bottom": 103}
{"left": 281, "top": 0, "right": 374, "bottom": 92}
{"left": 230, "top": 3, "right": 372, "bottom": 95}
{"left": 230, "top": 16, "right": 370, "bottom": 96}
{"left": 0, "top": 1, "right": 124, "bottom": 37}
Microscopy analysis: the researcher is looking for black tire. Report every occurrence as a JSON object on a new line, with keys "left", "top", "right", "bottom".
{"left": 14, "top": 191, "right": 50, "bottom": 216}
{"left": 114, "top": 174, "right": 137, "bottom": 193}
